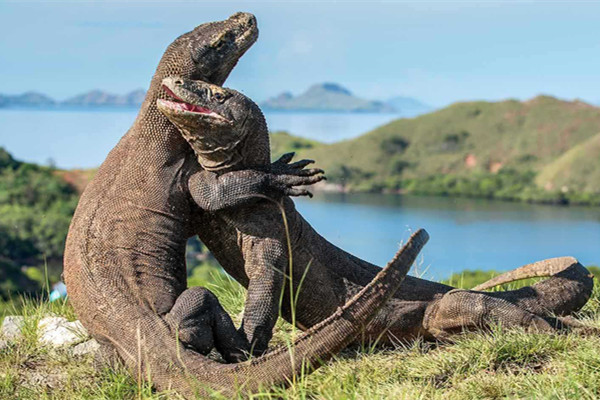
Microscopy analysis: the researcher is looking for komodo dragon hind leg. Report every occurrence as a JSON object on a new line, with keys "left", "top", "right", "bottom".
{"left": 93, "top": 286, "right": 252, "bottom": 370}
{"left": 164, "top": 286, "right": 251, "bottom": 363}
{"left": 422, "top": 289, "right": 557, "bottom": 341}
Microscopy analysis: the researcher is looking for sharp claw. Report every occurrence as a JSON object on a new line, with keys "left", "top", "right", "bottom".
{"left": 281, "top": 152, "right": 295, "bottom": 163}
{"left": 307, "top": 191, "right": 313, "bottom": 198}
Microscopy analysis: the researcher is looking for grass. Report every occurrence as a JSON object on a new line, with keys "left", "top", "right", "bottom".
{"left": 2, "top": 272, "right": 600, "bottom": 399}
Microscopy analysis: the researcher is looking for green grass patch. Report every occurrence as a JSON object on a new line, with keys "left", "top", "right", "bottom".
{"left": 2, "top": 271, "right": 600, "bottom": 399}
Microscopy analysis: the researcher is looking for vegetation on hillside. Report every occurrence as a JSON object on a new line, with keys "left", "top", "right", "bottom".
{"left": 288, "top": 96, "right": 600, "bottom": 205}
{"left": 0, "top": 148, "right": 79, "bottom": 299}
{"left": 270, "top": 131, "right": 322, "bottom": 160}
{"left": 536, "top": 132, "right": 600, "bottom": 195}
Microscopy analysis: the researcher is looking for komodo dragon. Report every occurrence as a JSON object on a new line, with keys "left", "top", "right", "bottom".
{"left": 157, "top": 76, "right": 324, "bottom": 355}
{"left": 158, "top": 77, "right": 594, "bottom": 346}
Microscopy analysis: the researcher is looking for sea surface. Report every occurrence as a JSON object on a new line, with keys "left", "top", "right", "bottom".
{"left": 0, "top": 107, "right": 399, "bottom": 169}
{"left": 1, "top": 108, "right": 599, "bottom": 279}
{"left": 295, "top": 193, "right": 600, "bottom": 280}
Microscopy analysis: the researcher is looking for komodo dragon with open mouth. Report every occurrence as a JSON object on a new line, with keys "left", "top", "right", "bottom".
{"left": 62, "top": 11, "right": 436, "bottom": 397}
{"left": 158, "top": 76, "right": 594, "bottom": 347}
{"left": 63, "top": 11, "right": 399, "bottom": 397}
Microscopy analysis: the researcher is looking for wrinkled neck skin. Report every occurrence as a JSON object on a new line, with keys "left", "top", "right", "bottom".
{"left": 179, "top": 113, "right": 270, "bottom": 173}
{"left": 179, "top": 119, "right": 247, "bottom": 172}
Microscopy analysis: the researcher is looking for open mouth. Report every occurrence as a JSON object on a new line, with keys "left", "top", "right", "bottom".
{"left": 158, "top": 85, "right": 228, "bottom": 121}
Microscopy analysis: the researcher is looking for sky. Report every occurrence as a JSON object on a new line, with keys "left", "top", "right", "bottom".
{"left": 1, "top": 1, "right": 600, "bottom": 107}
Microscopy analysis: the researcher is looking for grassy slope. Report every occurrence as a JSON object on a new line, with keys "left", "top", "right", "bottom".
{"left": 269, "top": 131, "right": 323, "bottom": 160}
{"left": 3, "top": 269, "right": 600, "bottom": 399}
{"left": 292, "top": 96, "right": 600, "bottom": 193}
{"left": 537, "top": 132, "right": 600, "bottom": 194}
{"left": 54, "top": 168, "right": 97, "bottom": 194}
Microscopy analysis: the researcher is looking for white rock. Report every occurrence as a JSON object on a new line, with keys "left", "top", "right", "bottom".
{"left": 1, "top": 316, "right": 25, "bottom": 341}
{"left": 72, "top": 339, "right": 100, "bottom": 356}
{"left": 38, "top": 317, "right": 89, "bottom": 348}
{"left": 0, "top": 339, "right": 8, "bottom": 351}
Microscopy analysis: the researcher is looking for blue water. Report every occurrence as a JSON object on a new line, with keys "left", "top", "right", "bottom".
{"left": 0, "top": 108, "right": 398, "bottom": 169}
{"left": 295, "top": 193, "right": 600, "bottom": 280}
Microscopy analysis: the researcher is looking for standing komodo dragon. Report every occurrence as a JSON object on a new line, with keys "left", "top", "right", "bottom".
{"left": 158, "top": 77, "right": 594, "bottom": 346}
{"left": 63, "top": 12, "right": 419, "bottom": 397}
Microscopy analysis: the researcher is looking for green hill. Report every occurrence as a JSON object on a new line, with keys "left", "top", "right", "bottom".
{"left": 536, "top": 132, "right": 600, "bottom": 198}
{"left": 0, "top": 148, "right": 79, "bottom": 298}
{"left": 290, "top": 96, "right": 600, "bottom": 204}
{"left": 270, "top": 131, "right": 323, "bottom": 159}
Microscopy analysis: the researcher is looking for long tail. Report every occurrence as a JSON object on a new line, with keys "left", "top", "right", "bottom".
{"left": 111, "top": 229, "right": 429, "bottom": 398}
{"left": 473, "top": 257, "right": 594, "bottom": 316}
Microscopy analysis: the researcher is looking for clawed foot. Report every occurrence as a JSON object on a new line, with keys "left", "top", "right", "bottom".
{"left": 270, "top": 152, "right": 326, "bottom": 197}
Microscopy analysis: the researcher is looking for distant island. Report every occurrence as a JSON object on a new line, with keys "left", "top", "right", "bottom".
{"left": 0, "top": 83, "right": 434, "bottom": 115}
{"left": 261, "top": 82, "right": 432, "bottom": 115}
{"left": 262, "top": 82, "right": 395, "bottom": 113}
{"left": 0, "top": 89, "right": 146, "bottom": 108}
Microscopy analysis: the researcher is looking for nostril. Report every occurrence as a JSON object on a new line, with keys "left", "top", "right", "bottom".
{"left": 174, "top": 79, "right": 183, "bottom": 85}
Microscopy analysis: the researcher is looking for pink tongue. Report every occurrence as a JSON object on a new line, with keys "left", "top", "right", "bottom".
{"left": 182, "top": 103, "right": 211, "bottom": 113}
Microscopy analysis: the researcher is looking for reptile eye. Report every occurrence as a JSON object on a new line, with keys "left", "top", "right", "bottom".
{"left": 214, "top": 92, "right": 224, "bottom": 102}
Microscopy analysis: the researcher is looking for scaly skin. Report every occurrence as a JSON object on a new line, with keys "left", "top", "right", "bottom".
{"left": 63, "top": 13, "right": 426, "bottom": 398}
{"left": 164, "top": 78, "right": 594, "bottom": 345}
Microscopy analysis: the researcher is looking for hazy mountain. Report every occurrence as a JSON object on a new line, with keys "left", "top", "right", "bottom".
{"left": 62, "top": 89, "right": 145, "bottom": 107}
{"left": 385, "top": 96, "right": 433, "bottom": 117}
{"left": 0, "top": 89, "right": 146, "bottom": 108}
{"left": 262, "top": 83, "right": 395, "bottom": 113}
{"left": 0, "top": 92, "right": 56, "bottom": 107}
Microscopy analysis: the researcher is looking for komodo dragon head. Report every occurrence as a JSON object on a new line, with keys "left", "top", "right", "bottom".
{"left": 157, "top": 76, "right": 270, "bottom": 171}
{"left": 153, "top": 12, "right": 258, "bottom": 87}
